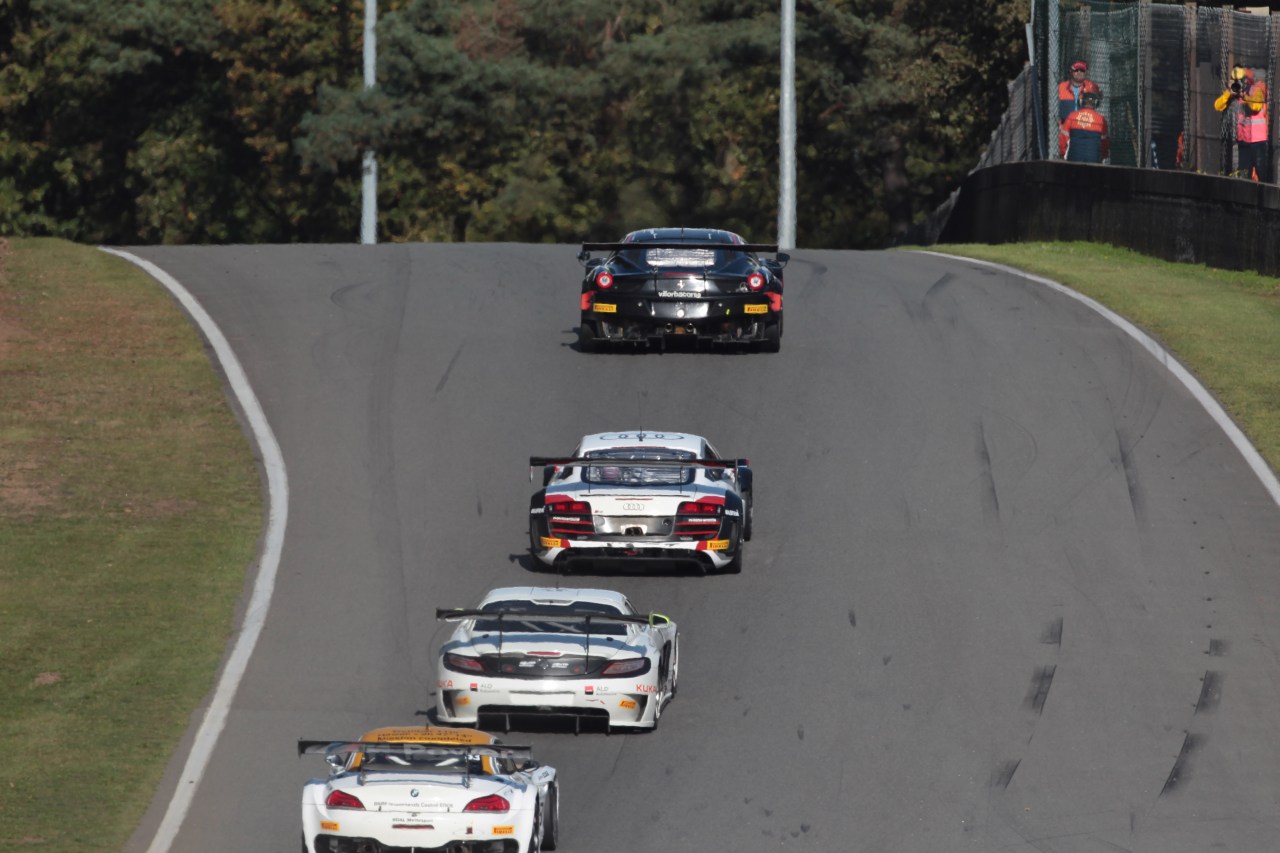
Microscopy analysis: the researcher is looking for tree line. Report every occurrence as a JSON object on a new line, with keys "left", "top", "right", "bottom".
{"left": 0, "top": 0, "right": 1027, "bottom": 248}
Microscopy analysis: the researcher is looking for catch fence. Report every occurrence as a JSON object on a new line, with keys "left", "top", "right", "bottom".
{"left": 982, "top": 1, "right": 1280, "bottom": 179}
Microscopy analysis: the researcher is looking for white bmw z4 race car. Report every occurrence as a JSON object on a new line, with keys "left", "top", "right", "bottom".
{"left": 435, "top": 586, "right": 679, "bottom": 732}
{"left": 299, "top": 725, "right": 558, "bottom": 853}
{"left": 527, "top": 431, "right": 753, "bottom": 574}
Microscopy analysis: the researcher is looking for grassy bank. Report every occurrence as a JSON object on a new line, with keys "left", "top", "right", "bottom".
{"left": 925, "top": 241, "right": 1280, "bottom": 474}
{"left": 0, "top": 238, "right": 262, "bottom": 850}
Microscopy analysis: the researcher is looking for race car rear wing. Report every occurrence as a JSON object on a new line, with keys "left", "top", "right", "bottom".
{"left": 298, "top": 740, "right": 536, "bottom": 784}
{"left": 530, "top": 455, "right": 747, "bottom": 469}
{"left": 529, "top": 455, "right": 749, "bottom": 484}
{"left": 580, "top": 241, "right": 782, "bottom": 254}
{"left": 436, "top": 607, "right": 673, "bottom": 660}
{"left": 436, "top": 608, "right": 672, "bottom": 627}
{"left": 298, "top": 740, "right": 533, "bottom": 760}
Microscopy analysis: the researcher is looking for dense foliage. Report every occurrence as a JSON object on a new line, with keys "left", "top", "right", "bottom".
{"left": 0, "top": 0, "right": 1026, "bottom": 247}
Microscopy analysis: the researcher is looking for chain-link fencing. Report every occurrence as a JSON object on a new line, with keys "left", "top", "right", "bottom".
{"left": 982, "top": 1, "right": 1278, "bottom": 180}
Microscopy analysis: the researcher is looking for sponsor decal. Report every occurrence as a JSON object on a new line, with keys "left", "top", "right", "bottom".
{"left": 321, "top": 821, "right": 340, "bottom": 832}
{"left": 635, "top": 683, "right": 658, "bottom": 693}
{"left": 493, "top": 826, "right": 515, "bottom": 835}
{"left": 619, "top": 699, "right": 637, "bottom": 709}
{"left": 658, "top": 291, "right": 700, "bottom": 299}
{"left": 705, "top": 539, "right": 731, "bottom": 551}
{"left": 744, "top": 303, "right": 768, "bottom": 314}
{"left": 584, "top": 685, "right": 593, "bottom": 694}
{"left": 594, "top": 303, "right": 617, "bottom": 313}
{"left": 456, "top": 696, "right": 471, "bottom": 706}
{"left": 724, "top": 509, "right": 740, "bottom": 517}
{"left": 437, "top": 679, "right": 453, "bottom": 689}
{"left": 622, "top": 502, "right": 645, "bottom": 511}
{"left": 540, "top": 536, "right": 564, "bottom": 549}
{"left": 529, "top": 506, "right": 544, "bottom": 515}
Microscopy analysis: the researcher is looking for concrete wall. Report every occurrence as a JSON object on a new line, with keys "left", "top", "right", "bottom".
{"left": 923, "top": 161, "right": 1280, "bottom": 276}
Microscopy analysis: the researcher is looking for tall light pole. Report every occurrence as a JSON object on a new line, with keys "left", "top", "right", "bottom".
{"left": 360, "top": 0, "right": 377, "bottom": 244}
{"left": 779, "top": 0, "right": 796, "bottom": 249}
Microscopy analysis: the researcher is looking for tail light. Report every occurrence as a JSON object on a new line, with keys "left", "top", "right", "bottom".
{"left": 444, "top": 653, "right": 485, "bottom": 673}
{"left": 675, "top": 500, "right": 722, "bottom": 538}
{"left": 601, "top": 657, "right": 649, "bottom": 676}
{"left": 595, "top": 270, "right": 614, "bottom": 289}
{"left": 547, "top": 496, "right": 594, "bottom": 537}
{"left": 464, "top": 794, "right": 510, "bottom": 812}
{"left": 326, "top": 790, "right": 365, "bottom": 810}
{"left": 747, "top": 272, "right": 765, "bottom": 290}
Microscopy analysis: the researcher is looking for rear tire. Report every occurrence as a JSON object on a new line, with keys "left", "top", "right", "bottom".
{"left": 760, "top": 319, "right": 782, "bottom": 353}
{"left": 528, "top": 794, "right": 544, "bottom": 853}
{"left": 742, "top": 491, "right": 754, "bottom": 542}
{"left": 578, "top": 320, "right": 598, "bottom": 353}
{"left": 542, "top": 784, "right": 560, "bottom": 850}
{"left": 724, "top": 545, "right": 744, "bottom": 574}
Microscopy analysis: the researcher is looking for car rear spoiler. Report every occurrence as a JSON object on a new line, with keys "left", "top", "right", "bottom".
{"left": 436, "top": 608, "right": 673, "bottom": 660}
{"left": 530, "top": 456, "right": 747, "bottom": 469}
{"left": 298, "top": 740, "right": 534, "bottom": 760}
{"left": 529, "top": 455, "right": 748, "bottom": 482}
{"left": 436, "top": 608, "right": 672, "bottom": 626}
{"left": 580, "top": 241, "right": 781, "bottom": 254}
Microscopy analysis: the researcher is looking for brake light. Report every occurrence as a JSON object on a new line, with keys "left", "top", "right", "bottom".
{"left": 326, "top": 790, "right": 365, "bottom": 810}
{"left": 444, "top": 653, "right": 485, "bottom": 673}
{"left": 677, "top": 501, "right": 722, "bottom": 515}
{"left": 547, "top": 496, "right": 591, "bottom": 514}
{"left": 595, "top": 270, "right": 614, "bottom": 289}
{"left": 464, "top": 794, "right": 510, "bottom": 812}
{"left": 747, "top": 272, "right": 765, "bottom": 290}
{"left": 601, "top": 657, "right": 647, "bottom": 676}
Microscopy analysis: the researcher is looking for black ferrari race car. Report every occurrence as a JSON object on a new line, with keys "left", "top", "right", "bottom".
{"left": 577, "top": 227, "right": 789, "bottom": 352}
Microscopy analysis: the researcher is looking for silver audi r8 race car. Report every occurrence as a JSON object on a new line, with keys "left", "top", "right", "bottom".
{"left": 299, "top": 725, "right": 558, "bottom": 853}
{"left": 528, "top": 431, "right": 753, "bottom": 574}
{"left": 576, "top": 227, "right": 789, "bottom": 352}
{"left": 435, "top": 586, "right": 679, "bottom": 732}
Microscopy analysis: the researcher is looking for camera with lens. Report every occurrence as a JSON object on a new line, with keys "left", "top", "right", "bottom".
{"left": 1230, "top": 79, "right": 1246, "bottom": 95}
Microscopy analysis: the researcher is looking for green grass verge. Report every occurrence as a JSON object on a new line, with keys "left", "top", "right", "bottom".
{"left": 923, "top": 242, "right": 1280, "bottom": 473}
{"left": 0, "top": 238, "right": 262, "bottom": 850}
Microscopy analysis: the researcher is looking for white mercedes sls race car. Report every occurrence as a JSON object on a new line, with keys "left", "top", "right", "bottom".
{"left": 527, "top": 431, "right": 753, "bottom": 574}
{"left": 435, "top": 586, "right": 678, "bottom": 732}
{"left": 299, "top": 725, "right": 558, "bottom": 853}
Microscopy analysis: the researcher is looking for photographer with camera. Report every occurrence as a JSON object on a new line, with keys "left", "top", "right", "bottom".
{"left": 1214, "top": 65, "right": 1269, "bottom": 181}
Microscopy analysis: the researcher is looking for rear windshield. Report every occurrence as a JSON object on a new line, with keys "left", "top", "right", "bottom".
{"left": 582, "top": 448, "right": 695, "bottom": 486}
{"left": 357, "top": 746, "right": 486, "bottom": 774}
{"left": 475, "top": 600, "right": 629, "bottom": 636}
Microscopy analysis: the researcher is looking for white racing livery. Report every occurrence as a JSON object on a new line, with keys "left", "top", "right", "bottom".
{"left": 527, "top": 431, "right": 754, "bottom": 574}
{"left": 435, "top": 586, "right": 678, "bottom": 732}
{"left": 299, "top": 725, "right": 558, "bottom": 853}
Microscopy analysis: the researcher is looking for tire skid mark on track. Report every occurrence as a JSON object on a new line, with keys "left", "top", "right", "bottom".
{"left": 1023, "top": 664, "right": 1057, "bottom": 715}
{"left": 433, "top": 343, "right": 465, "bottom": 395}
{"left": 991, "top": 758, "right": 1021, "bottom": 790}
{"left": 1194, "top": 670, "right": 1225, "bottom": 714}
{"left": 1160, "top": 732, "right": 1205, "bottom": 796}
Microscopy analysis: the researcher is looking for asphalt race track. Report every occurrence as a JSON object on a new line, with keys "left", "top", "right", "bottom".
{"left": 123, "top": 244, "right": 1280, "bottom": 853}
